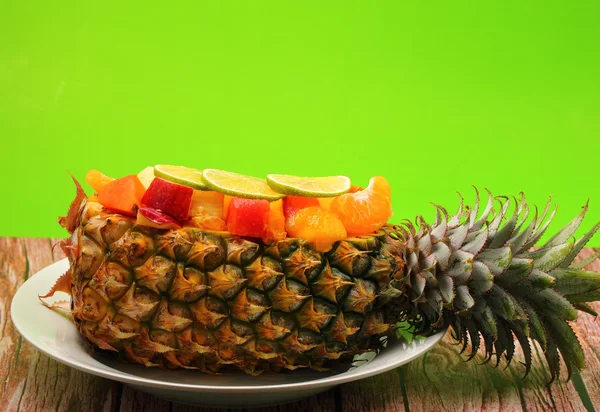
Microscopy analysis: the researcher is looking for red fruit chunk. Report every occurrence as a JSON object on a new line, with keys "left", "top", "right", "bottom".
{"left": 141, "top": 178, "right": 193, "bottom": 222}
{"left": 137, "top": 207, "right": 182, "bottom": 229}
{"left": 227, "top": 198, "right": 270, "bottom": 238}
{"left": 282, "top": 196, "right": 320, "bottom": 229}
{"left": 98, "top": 175, "right": 146, "bottom": 217}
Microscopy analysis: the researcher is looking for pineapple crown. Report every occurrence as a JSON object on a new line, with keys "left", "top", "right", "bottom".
{"left": 387, "top": 189, "right": 600, "bottom": 382}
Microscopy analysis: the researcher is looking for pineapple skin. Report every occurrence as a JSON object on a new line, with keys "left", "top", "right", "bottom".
{"left": 67, "top": 201, "right": 404, "bottom": 374}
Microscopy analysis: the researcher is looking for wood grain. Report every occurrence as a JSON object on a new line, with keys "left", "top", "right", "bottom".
{"left": 1, "top": 238, "right": 599, "bottom": 412}
{"left": 337, "top": 363, "right": 407, "bottom": 411}
{"left": 1, "top": 238, "right": 119, "bottom": 412}
{"left": 571, "top": 248, "right": 600, "bottom": 410}
{"left": 117, "top": 384, "right": 337, "bottom": 412}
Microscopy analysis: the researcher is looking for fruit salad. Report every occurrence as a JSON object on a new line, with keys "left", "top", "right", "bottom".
{"left": 85, "top": 166, "right": 393, "bottom": 252}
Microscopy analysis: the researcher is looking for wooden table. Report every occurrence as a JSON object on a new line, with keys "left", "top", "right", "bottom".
{"left": 1, "top": 237, "right": 599, "bottom": 412}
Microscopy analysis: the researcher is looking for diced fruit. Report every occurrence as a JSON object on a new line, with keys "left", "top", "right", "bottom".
{"left": 330, "top": 176, "right": 392, "bottom": 236}
{"left": 86, "top": 170, "right": 114, "bottom": 193}
{"left": 187, "top": 215, "right": 227, "bottom": 230}
{"left": 287, "top": 207, "right": 347, "bottom": 252}
{"left": 318, "top": 186, "right": 362, "bottom": 210}
{"left": 97, "top": 175, "right": 145, "bottom": 217}
{"left": 265, "top": 199, "right": 286, "bottom": 242}
{"left": 190, "top": 190, "right": 224, "bottom": 218}
{"left": 141, "top": 178, "right": 194, "bottom": 222}
{"left": 202, "top": 169, "right": 284, "bottom": 201}
{"left": 154, "top": 164, "right": 207, "bottom": 190}
{"left": 187, "top": 190, "right": 226, "bottom": 230}
{"left": 283, "top": 196, "right": 320, "bottom": 229}
{"left": 266, "top": 174, "right": 352, "bottom": 197}
{"left": 137, "top": 207, "right": 181, "bottom": 229}
{"left": 318, "top": 197, "right": 334, "bottom": 211}
{"left": 226, "top": 198, "right": 270, "bottom": 238}
{"left": 223, "top": 195, "right": 232, "bottom": 220}
{"left": 137, "top": 166, "right": 155, "bottom": 189}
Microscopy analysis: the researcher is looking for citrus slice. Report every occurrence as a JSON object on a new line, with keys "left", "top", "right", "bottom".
{"left": 153, "top": 165, "right": 207, "bottom": 190}
{"left": 202, "top": 169, "right": 284, "bottom": 201}
{"left": 266, "top": 174, "right": 351, "bottom": 197}
{"left": 330, "top": 176, "right": 393, "bottom": 236}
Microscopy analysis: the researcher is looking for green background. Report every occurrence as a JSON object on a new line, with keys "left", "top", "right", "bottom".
{"left": 1, "top": 1, "right": 599, "bottom": 244}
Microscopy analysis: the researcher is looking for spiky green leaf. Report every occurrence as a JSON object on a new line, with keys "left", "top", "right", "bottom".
{"left": 437, "top": 274, "right": 454, "bottom": 304}
{"left": 469, "top": 261, "right": 494, "bottom": 295}
{"left": 454, "top": 285, "right": 475, "bottom": 313}
{"left": 496, "top": 258, "right": 533, "bottom": 287}
{"left": 447, "top": 224, "right": 469, "bottom": 251}
{"left": 545, "top": 320, "right": 585, "bottom": 373}
{"left": 529, "top": 289, "right": 577, "bottom": 321}
{"left": 489, "top": 198, "right": 519, "bottom": 248}
{"left": 544, "top": 201, "right": 588, "bottom": 248}
{"left": 561, "top": 222, "right": 600, "bottom": 268}
{"left": 551, "top": 268, "right": 600, "bottom": 296}
{"left": 487, "top": 285, "right": 519, "bottom": 321}
{"left": 570, "top": 249, "right": 600, "bottom": 270}
{"left": 473, "top": 305, "right": 498, "bottom": 339}
{"left": 520, "top": 300, "right": 547, "bottom": 350}
{"left": 462, "top": 225, "right": 488, "bottom": 254}
{"left": 522, "top": 241, "right": 574, "bottom": 272}
{"left": 573, "top": 302, "right": 598, "bottom": 316}
{"left": 477, "top": 246, "right": 512, "bottom": 276}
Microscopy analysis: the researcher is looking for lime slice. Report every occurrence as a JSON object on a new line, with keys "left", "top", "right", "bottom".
{"left": 154, "top": 165, "right": 208, "bottom": 190}
{"left": 266, "top": 174, "right": 351, "bottom": 197}
{"left": 202, "top": 169, "right": 284, "bottom": 200}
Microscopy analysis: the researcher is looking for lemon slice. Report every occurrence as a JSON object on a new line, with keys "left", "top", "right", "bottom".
{"left": 202, "top": 169, "right": 284, "bottom": 200}
{"left": 266, "top": 174, "right": 351, "bottom": 197}
{"left": 153, "top": 165, "right": 208, "bottom": 190}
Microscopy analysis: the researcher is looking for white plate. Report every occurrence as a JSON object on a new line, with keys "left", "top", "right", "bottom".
{"left": 11, "top": 258, "right": 445, "bottom": 408}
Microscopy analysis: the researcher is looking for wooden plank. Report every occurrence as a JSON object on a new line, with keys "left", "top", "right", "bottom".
{"left": 337, "top": 366, "right": 407, "bottom": 411}
{"left": 117, "top": 386, "right": 171, "bottom": 412}
{"left": 399, "top": 332, "right": 526, "bottom": 412}
{"left": 0, "top": 237, "right": 119, "bottom": 412}
{"left": 118, "top": 384, "right": 337, "bottom": 412}
{"left": 570, "top": 248, "right": 600, "bottom": 409}
{"left": 0, "top": 237, "right": 28, "bottom": 408}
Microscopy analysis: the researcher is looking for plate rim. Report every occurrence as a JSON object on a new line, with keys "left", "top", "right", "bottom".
{"left": 11, "top": 258, "right": 446, "bottom": 393}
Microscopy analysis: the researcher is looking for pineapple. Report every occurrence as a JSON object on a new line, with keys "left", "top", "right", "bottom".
{"left": 53, "top": 182, "right": 600, "bottom": 381}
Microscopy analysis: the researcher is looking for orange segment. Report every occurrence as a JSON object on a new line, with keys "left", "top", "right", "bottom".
{"left": 318, "top": 197, "right": 334, "bottom": 211}
{"left": 86, "top": 170, "right": 114, "bottom": 193}
{"left": 282, "top": 196, "right": 320, "bottom": 231}
{"left": 330, "top": 176, "right": 392, "bottom": 236}
{"left": 265, "top": 199, "right": 286, "bottom": 242}
{"left": 287, "top": 206, "right": 347, "bottom": 252}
